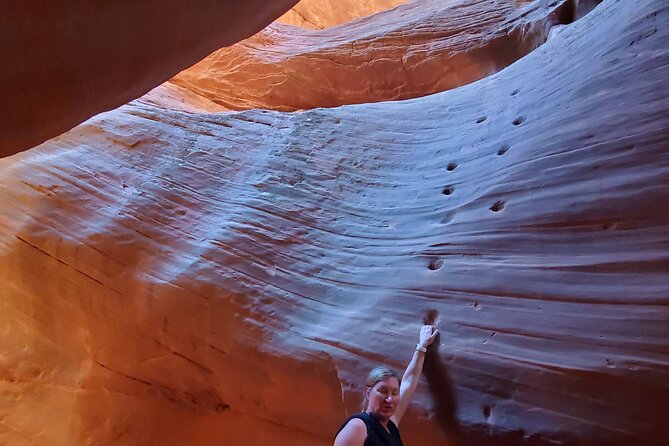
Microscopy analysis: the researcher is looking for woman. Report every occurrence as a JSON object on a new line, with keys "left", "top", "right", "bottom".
{"left": 334, "top": 325, "right": 439, "bottom": 446}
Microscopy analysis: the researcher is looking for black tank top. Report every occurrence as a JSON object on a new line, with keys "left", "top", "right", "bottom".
{"left": 336, "top": 412, "right": 404, "bottom": 446}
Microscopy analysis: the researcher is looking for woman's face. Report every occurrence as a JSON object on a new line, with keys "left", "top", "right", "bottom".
{"left": 366, "top": 377, "right": 400, "bottom": 420}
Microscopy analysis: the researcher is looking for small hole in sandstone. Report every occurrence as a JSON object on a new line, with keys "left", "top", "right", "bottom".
{"left": 511, "top": 89, "right": 520, "bottom": 96}
{"left": 490, "top": 201, "right": 505, "bottom": 212}
{"left": 428, "top": 259, "right": 444, "bottom": 271}
{"left": 513, "top": 117, "right": 525, "bottom": 126}
{"left": 447, "top": 162, "right": 458, "bottom": 171}
{"left": 442, "top": 186, "right": 454, "bottom": 195}
{"left": 423, "top": 309, "right": 439, "bottom": 325}
{"left": 441, "top": 211, "right": 456, "bottom": 224}
{"left": 477, "top": 116, "right": 487, "bottom": 124}
{"left": 549, "top": 1, "right": 558, "bottom": 7}
{"left": 472, "top": 302, "right": 481, "bottom": 311}
{"left": 498, "top": 145, "right": 510, "bottom": 156}
{"left": 606, "top": 359, "right": 615, "bottom": 368}
{"left": 483, "top": 405, "right": 492, "bottom": 419}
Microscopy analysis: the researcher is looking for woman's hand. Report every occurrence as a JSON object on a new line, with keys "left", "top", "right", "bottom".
{"left": 418, "top": 324, "right": 438, "bottom": 349}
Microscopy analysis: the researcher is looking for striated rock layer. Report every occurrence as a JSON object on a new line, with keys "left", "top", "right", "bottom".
{"left": 1, "top": 0, "right": 669, "bottom": 445}
{"left": 277, "top": 0, "right": 407, "bottom": 29}
{"left": 0, "top": 0, "right": 299, "bottom": 158}
{"left": 160, "top": 0, "right": 588, "bottom": 112}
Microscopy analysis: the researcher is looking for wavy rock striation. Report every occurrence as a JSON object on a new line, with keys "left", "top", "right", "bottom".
{"left": 158, "top": 0, "right": 590, "bottom": 112}
{"left": 1, "top": 0, "right": 668, "bottom": 445}
{"left": 0, "top": 0, "right": 299, "bottom": 158}
{"left": 278, "top": 0, "right": 407, "bottom": 29}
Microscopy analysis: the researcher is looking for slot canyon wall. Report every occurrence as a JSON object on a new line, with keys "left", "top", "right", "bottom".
{"left": 1, "top": 0, "right": 668, "bottom": 445}
{"left": 0, "top": 0, "right": 301, "bottom": 157}
{"left": 277, "top": 0, "right": 408, "bottom": 29}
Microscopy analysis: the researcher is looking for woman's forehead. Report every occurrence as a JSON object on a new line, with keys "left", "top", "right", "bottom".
{"left": 374, "top": 377, "right": 400, "bottom": 389}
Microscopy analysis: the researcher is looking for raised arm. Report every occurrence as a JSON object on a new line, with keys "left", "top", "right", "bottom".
{"left": 391, "top": 325, "right": 438, "bottom": 425}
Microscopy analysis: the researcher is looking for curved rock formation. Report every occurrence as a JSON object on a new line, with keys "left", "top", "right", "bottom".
{"left": 163, "top": 0, "right": 586, "bottom": 112}
{"left": 149, "top": 0, "right": 408, "bottom": 111}
{"left": 277, "top": 0, "right": 407, "bottom": 29}
{"left": 0, "top": 0, "right": 299, "bottom": 158}
{"left": 1, "top": 0, "right": 668, "bottom": 445}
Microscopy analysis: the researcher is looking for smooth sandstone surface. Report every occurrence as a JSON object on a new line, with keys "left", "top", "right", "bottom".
{"left": 0, "top": 0, "right": 300, "bottom": 158}
{"left": 1, "top": 0, "right": 669, "bottom": 445}
{"left": 161, "top": 0, "right": 585, "bottom": 112}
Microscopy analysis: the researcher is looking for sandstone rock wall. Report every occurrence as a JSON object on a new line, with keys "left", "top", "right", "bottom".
{"left": 159, "top": 0, "right": 584, "bottom": 111}
{"left": 0, "top": 0, "right": 300, "bottom": 158}
{"left": 1, "top": 0, "right": 668, "bottom": 445}
{"left": 278, "top": 0, "right": 407, "bottom": 29}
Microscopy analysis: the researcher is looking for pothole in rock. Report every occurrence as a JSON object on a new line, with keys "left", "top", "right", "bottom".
{"left": 523, "top": 0, "right": 606, "bottom": 47}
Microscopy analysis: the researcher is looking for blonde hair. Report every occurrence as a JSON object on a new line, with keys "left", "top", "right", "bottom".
{"left": 361, "top": 366, "right": 401, "bottom": 411}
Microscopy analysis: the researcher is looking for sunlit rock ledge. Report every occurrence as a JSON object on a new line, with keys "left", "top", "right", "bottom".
{"left": 156, "top": 0, "right": 591, "bottom": 111}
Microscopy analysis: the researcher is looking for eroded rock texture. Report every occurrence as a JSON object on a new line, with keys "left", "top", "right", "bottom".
{"left": 157, "top": 0, "right": 584, "bottom": 111}
{"left": 1, "top": 0, "right": 668, "bottom": 445}
{"left": 277, "top": 0, "right": 407, "bottom": 29}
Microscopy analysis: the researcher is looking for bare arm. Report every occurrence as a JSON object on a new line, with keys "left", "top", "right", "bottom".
{"left": 392, "top": 325, "right": 438, "bottom": 425}
{"left": 333, "top": 418, "right": 367, "bottom": 446}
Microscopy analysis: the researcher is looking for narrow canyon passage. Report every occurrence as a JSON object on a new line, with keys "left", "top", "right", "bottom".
{"left": 0, "top": 0, "right": 668, "bottom": 445}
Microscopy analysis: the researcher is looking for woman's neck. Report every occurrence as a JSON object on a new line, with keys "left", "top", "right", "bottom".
{"left": 366, "top": 410, "right": 389, "bottom": 428}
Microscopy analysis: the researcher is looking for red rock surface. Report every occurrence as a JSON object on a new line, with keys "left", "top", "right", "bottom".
{"left": 161, "top": 0, "right": 584, "bottom": 111}
{"left": 1, "top": 0, "right": 668, "bottom": 445}
{"left": 278, "top": 0, "right": 407, "bottom": 29}
{"left": 0, "top": 0, "right": 300, "bottom": 158}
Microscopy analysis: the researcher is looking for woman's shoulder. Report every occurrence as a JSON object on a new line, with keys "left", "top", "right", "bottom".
{"left": 337, "top": 413, "right": 372, "bottom": 432}
{"left": 343, "top": 417, "right": 368, "bottom": 428}
{"left": 334, "top": 416, "right": 368, "bottom": 445}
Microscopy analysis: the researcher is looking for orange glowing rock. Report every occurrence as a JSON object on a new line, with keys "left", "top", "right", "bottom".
{"left": 1, "top": 0, "right": 668, "bottom": 445}
{"left": 278, "top": 0, "right": 407, "bottom": 29}
{"left": 163, "top": 0, "right": 585, "bottom": 112}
